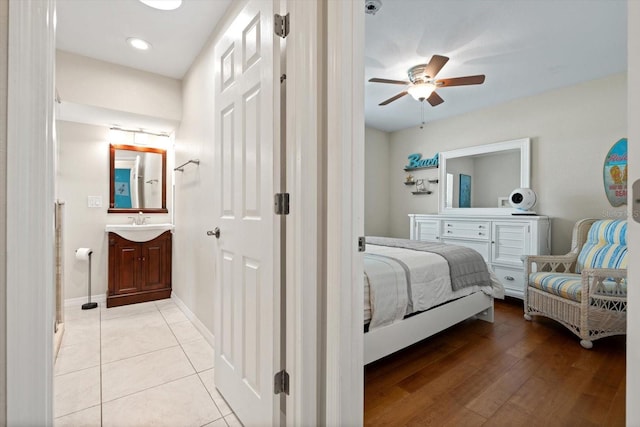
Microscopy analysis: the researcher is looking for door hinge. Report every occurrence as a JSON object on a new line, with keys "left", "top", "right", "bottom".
{"left": 274, "top": 193, "right": 290, "bottom": 215}
{"left": 274, "top": 13, "right": 290, "bottom": 38}
{"left": 274, "top": 369, "right": 290, "bottom": 395}
{"left": 358, "top": 236, "right": 366, "bottom": 252}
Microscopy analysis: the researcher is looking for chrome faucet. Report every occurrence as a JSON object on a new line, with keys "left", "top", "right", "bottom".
{"left": 127, "top": 213, "right": 151, "bottom": 225}
{"left": 135, "top": 212, "right": 151, "bottom": 225}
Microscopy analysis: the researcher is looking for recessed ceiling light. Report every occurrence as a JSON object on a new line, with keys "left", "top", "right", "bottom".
{"left": 139, "top": 0, "right": 182, "bottom": 11}
{"left": 127, "top": 37, "right": 151, "bottom": 50}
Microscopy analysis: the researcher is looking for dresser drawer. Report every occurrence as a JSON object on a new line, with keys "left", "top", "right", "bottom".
{"left": 492, "top": 265, "right": 525, "bottom": 297}
{"left": 442, "top": 220, "right": 490, "bottom": 240}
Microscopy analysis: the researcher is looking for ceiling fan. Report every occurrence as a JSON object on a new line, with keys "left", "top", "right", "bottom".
{"left": 369, "top": 54, "right": 485, "bottom": 106}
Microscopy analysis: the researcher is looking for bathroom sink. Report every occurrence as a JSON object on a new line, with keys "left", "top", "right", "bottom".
{"left": 105, "top": 223, "right": 175, "bottom": 242}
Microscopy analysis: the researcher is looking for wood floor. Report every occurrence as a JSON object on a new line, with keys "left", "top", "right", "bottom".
{"left": 364, "top": 298, "right": 626, "bottom": 426}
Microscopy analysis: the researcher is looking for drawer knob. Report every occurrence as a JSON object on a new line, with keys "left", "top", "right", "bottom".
{"left": 504, "top": 276, "right": 515, "bottom": 281}
{"left": 478, "top": 232, "right": 484, "bottom": 236}
{"left": 447, "top": 230, "right": 452, "bottom": 233}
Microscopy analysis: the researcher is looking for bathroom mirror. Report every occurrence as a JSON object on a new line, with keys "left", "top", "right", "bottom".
{"left": 109, "top": 144, "right": 168, "bottom": 213}
{"left": 438, "top": 138, "right": 531, "bottom": 215}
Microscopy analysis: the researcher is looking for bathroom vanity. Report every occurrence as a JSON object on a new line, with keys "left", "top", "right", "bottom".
{"left": 106, "top": 224, "right": 174, "bottom": 307}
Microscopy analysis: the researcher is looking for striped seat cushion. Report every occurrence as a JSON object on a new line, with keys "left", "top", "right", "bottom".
{"left": 576, "top": 220, "right": 627, "bottom": 273}
{"left": 529, "top": 272, "right": 583, "bottom": 301}
{"left": 529, "top": 272, "right": 627, "bottom": 302}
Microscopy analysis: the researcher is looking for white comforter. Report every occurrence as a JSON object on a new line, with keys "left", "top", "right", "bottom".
{"left": 364, "top": 244, "right": 504, "bottom": 330}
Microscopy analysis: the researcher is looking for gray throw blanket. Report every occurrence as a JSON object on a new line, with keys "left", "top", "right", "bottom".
{"left": 366, "top": 236, "right": 491, "bottom": 291}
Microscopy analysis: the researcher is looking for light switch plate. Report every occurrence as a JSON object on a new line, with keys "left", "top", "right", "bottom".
{"left": 88, "top": 196, "right": 102, "bottom": 208}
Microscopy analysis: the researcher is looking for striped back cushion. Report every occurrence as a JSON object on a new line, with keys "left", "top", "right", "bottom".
{"left": 576, "top": 219, "right": 627, "bottom": 273}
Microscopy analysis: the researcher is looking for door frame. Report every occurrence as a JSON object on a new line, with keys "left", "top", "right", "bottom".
{"left": 627, "top": 1, "right": 640, "bottom": 424}
{"left": 322, "top": 0, "right": 365, "bottom": 425}
{"left": 285, "top": 1, "right": 364, "bottom": 425}
{"left": 284, "top": 1, "right": 321, "bottom": 424}
{"left": 5, "top": 0, "right": 56, "bottom": 424}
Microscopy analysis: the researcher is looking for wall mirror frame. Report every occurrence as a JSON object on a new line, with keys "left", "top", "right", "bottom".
{"left": 438, "top": 137, "right": 531, "bottom": 215}
{"left": 109, "top": 144, "right": 168, "bottom": 213}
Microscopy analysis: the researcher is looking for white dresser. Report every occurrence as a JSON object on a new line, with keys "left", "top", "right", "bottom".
{"left": 409, "top": 214, "right": 551, "bottom": 299}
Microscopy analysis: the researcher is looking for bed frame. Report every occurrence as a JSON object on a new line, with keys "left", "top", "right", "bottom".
{"left": 364, "top": 291, "right": 494, "bottom": 364}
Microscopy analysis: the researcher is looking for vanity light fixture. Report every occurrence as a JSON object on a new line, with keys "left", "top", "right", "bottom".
{"left": 110, "top": 127, "right": 171, "bottom": 149}
{"left": 127, "top": 37, "right": 151, "bottom": 51}
{"left": 139, "top": 0, "right": 182, "bottom": 11}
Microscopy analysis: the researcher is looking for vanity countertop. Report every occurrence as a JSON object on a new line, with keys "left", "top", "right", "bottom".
{"left": 105, "top": 223, "right": 174, "bottom": 242}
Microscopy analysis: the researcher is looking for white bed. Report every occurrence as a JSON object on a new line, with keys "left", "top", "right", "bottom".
{"left": 364, "top": 238, "right": 504, "bottom": 364}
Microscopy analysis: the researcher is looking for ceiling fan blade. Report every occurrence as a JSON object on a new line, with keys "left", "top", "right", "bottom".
{"left": 379, "top": 91, "right": 408, "bottom": 106}
{"left": 426, "top": 91, "right": 444, "bottom": 107}
{"left": 437, "top": 75, "right": 486, "bottom": 87}
{"left": 369, "top": 78, "right": 410, "bottom": 85}
{"left": 424, "top": 55, "right": 449, "bottom": 78}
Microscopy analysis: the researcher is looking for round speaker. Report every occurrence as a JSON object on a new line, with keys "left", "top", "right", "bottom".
{"left": 509, "top": 188, "right": 537, "bottom": 210}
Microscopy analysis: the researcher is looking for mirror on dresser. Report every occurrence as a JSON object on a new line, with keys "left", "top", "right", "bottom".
{"left": 109, "top": 144, "right": 168, "bottom": 213}
{"left": 439, "top": 138, "right": 531, "bottom": 215}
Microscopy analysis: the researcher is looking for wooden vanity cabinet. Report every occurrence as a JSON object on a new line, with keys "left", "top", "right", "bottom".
{"left": 107, "top": 230, "right": 172, "bottom": 307}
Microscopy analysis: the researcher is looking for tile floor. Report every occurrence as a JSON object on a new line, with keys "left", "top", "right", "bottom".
{"left": 54, "top": 298, "right": 241, "bottom": 427}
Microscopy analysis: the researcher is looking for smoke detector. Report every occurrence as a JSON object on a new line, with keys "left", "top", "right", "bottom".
{"left": 365, "top": 0, "right": 382, "bottom": 15}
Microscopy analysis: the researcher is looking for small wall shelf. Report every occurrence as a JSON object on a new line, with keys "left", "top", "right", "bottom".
{"left": 404, "top": 181, "right": 416, "bottom": 186}
{"left": 412, "top": 191, "right": 433, "bottom": 195}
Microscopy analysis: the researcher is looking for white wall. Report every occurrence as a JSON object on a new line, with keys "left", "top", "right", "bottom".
{"left": 171, "top": 3, "right": 242, "bottom": 335}
{"left": 385, "top": 73, "right": 627, "bottom": 254}
{"left": 57, "top": 122, "right": 111, "bottom": 300}
{"left": 365, "top": 127, "right": 390, "bottom": 236}
{"left": 56, "top": 50, "right": 182, "bottom": 122}
{"left": 0, "top": 0, "right": 7, "bottom": 422}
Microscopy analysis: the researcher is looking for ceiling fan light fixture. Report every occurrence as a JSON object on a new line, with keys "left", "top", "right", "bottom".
{"left": 139, "top": 0, "right": 183, "bottom": 11}
{"left": 408, "top": 83, "right": 436, "bottom": 101}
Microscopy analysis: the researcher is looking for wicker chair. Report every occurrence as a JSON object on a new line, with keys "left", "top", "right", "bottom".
{"left": 524, "top": 218, "right": 627, "bottom": 349}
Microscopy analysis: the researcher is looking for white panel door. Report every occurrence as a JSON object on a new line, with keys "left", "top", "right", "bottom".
{"left": 213, "top": 1, "right": 281, "bottom": 425}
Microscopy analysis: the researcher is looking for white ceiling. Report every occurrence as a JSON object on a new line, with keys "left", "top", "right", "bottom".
{"left": 55, "top": 0, "right": 627, "bottom": 133}
{"left": 365, "top": 0, "right": 627, "bottom": 131}
{"left": 56, "top": 0, "right": 232, "bottom": 79}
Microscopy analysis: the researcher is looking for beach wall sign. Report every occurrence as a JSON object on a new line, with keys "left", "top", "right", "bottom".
{"left": 404, "top": 153, "right": 439, "bottom": 171}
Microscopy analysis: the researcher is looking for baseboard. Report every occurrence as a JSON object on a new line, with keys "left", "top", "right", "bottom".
{"left": 64, "top": 293, "right": 106, "bottom": 307}
{"left": 170, "top": 292, "right": 215, "bottom": 348}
